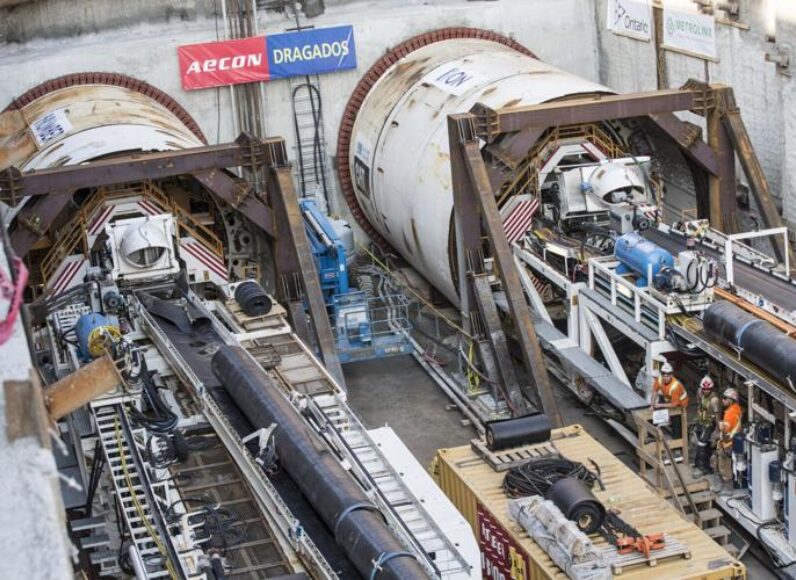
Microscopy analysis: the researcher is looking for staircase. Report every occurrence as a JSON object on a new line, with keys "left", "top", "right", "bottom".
{"left": 633, "top": 409, "right": 737, "bottom": 556}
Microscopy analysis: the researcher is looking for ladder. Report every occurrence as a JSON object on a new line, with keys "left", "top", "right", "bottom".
{"left": 92, "top": 405, "right": 177, "bottom": 579}
{"left": 309, "top": 394, "right": 472, "bottom": 578}
{"left": 289, "top": 74, "right": 333, "bottom": 211}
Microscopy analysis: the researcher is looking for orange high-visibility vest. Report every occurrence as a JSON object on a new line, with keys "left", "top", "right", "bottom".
{"left": 720, "top": 402, "right": 742, "bottom": 449}
{"left": 654, "top": 377, "right": 689, "bottom": 407}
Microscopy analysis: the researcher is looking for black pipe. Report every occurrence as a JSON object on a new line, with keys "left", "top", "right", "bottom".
{"left": 211, "top": 346, "right": 426, "bottom": 580}
{"left": 703, "top": 301, "right": 796, "bottom": 387}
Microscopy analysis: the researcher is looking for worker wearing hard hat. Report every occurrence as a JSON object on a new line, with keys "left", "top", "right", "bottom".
{"left": 692, "top": 375, "right": 721, "bottom": 476}
{"left": 716, "top": 388, "right": 743, "bottom": 489}
{"left": 650, "top": 362, "right": 689, "bottom": 437}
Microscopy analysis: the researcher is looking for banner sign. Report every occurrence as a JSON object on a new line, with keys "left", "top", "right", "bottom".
{"left": 607, "top": 0, "right": 652, "bottom": 42}
{"left": 178, "top": 25, "right": 357, "bottom": 90}
{"left": 477, "top": 502, "right": 528, "bottom": 579}
{"left": 663, "top": 8, "right": 717, "bottom": 60}
{"left": 267, "top": 25, "right": 356, "bottom": 80}
{"left": 179, "top": 36, "right": 269, "bottom": 90}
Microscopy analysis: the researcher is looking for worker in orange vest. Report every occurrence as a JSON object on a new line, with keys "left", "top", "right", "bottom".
{"left": 716, "top": 388, "right": 743, "bottom": 488}
{"left": 650, "top": 362, "right": 689, "bottom": 437}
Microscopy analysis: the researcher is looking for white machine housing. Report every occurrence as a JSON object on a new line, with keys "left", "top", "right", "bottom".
{"left": 555, "top": 158, "right": 657, "bottom": 234}
{"left": 107, "top": 215, "right": 180, "bottom": 282}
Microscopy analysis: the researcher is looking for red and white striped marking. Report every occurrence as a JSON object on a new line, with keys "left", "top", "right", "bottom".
{"left": 50, "top": 259, "right": 84, "bottom": 296}
{"left": 138, "top": 200, "right": 162, "bottom": 216}
{"left": 502, "top": 197, "right": 540, "bottom": 244}
{"left": 88, "top": 205, "right": 115, "bottom": 236}
{"left": 181, "top": 240, "right": 228, "bottom": 281}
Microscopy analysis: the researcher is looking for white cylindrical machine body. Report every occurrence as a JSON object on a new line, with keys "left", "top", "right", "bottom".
{"left": 346, "top": 38, "right": 610, "bottom": 304}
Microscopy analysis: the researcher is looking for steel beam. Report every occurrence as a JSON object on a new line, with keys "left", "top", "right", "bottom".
{"left": 450, "top": 113, "right": 563, "bottom": 426}
{"left": 472, "top": 275, "right": 529, "bottom": 415}
{"left": 707, "top": 90, "right": 739, "bottom": 234}
{"left": 720, "top": 90, "right": 795, "bottom": 267}
{"left": 265, "top": 140, "right": 346, "bottom": 389}
{"left": 472, "top": 90, "right": 697, "bottom": 139}
{"left": 0, "top": 138, "right": 268, "bottom": 202}
{"left": 10, "top": 190, "right": 75, "bottom": 256}
{"left": 648, "top": 114, "right": 718, "bottom": 176}
{"left": 191, "top": 168, "right": 275, "bottom": 238}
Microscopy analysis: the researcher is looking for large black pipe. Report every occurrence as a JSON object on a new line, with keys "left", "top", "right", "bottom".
{"left": 703, "top": 301, "right": 796, "bottom": 387}
{"left": 211, "top": 346, "right": 426, "bottom": 579}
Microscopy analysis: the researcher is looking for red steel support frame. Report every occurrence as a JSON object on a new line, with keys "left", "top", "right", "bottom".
{"left": 470, "top": 85, "right": 745, "bottom": 234}
{"left": 449, "top": 114, "right": 562, "bottom": 426}
{"left": 1, "top": 133, "right": 346, "bottom": 387}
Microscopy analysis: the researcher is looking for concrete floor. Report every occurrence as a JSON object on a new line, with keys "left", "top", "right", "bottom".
{"left": 345, "top": 353, "right": 775, "bottom": 578}
{"left": 344, "top": 354, "right": 475, "bottom": 467}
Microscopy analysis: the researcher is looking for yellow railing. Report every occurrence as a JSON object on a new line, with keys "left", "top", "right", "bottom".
{"left": 41, "top": 180, "right": 226, "bottom": 284}
{"left": 496, "top": 123, "right": 627, "bottom": 207}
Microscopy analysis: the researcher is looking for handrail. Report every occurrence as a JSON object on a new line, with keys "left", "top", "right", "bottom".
{"left": 41, "top": 181, "right": 225, "bottom": 284}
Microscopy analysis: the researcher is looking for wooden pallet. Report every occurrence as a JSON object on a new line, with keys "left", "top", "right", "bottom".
{"left": 470, "top": 438, "right": 559, "bottom": 471}
{"left": 601, "top": 534, "right": 691, "bottom": 574}
{"left": 225, "top": 298, "right": 287, "bottom": 332}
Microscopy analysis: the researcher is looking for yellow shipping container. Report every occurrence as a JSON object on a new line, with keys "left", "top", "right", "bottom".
{"left": 433, "top": 424, "right": 746, "bottom": 579}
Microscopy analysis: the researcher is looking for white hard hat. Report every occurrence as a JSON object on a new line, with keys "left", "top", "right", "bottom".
{"left": 723, "top": 388, "right": 739, "bottom": 401}
{"left": 700, "top": 376, "right": 714, "bottom": 391}
{"left": 660, "top": 362, "right": 674, "bottom": 374}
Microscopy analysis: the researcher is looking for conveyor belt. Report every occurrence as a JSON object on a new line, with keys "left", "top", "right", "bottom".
{"left": 644, "top": 228, "right": 796, "bottom": 310}
{"left": 669, "top": 319, "right": 796, "bottom": 411}
{"left": 139, "top": 293, "right": 360, "bottom": 578}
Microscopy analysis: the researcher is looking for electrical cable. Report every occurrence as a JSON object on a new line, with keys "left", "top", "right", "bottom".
{"left": 503, "top": 456, "right": 601, "bottom": 498}
{"left": 114, "top": 416, "right": 177, "bottom": 579}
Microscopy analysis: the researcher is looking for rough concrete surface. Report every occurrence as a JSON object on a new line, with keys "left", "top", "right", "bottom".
{"left": 344, "top": 355, "right": 475, "bottom": 467}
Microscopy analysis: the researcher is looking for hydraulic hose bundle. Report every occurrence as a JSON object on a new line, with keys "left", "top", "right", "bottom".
{"left": 504, "top": 454, "right": 647, "bottom": 545}
{"left": 234, "top": 281, "right": 273, "bottom": 317}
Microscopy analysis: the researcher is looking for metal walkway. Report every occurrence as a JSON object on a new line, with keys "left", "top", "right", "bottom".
{"left": 309, "top": 393, "right": 473, "bottom": 578}
{"left": 93, "top": 405, "right": 180, "bottom": 579}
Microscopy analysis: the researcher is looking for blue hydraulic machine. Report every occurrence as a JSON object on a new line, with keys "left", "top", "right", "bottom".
{"left": 300, "top": 198, "right": 412, "bottom": 363}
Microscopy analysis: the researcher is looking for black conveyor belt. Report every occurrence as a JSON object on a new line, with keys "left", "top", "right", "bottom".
{"left": 644, "top": 228, "right": 796, "bottom": 310}
{"left": 140, "top": 291, "right": 360, "bottom": 578}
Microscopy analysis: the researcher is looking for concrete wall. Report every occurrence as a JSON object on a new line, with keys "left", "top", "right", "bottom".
{"left": 0, "top": 0, "right": 599, "bottom": 224}
{"left": 1, "top": 0, "right": 794, "bottom": 228}
{"left": 594, "top": 0, "right": 796, "bottom": 227}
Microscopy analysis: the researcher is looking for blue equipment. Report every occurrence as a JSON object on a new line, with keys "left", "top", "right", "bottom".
{"left": 300, "top": 198, "right": 411, "bottom": 363}
{"left": 75, "top": 312, "right": 120, "bottom": 361}
{"left": 301, "top": 198, "right": 348, "bottom": 300}
{"left": 614, "top": 231, "right": 675, "bottom": 288}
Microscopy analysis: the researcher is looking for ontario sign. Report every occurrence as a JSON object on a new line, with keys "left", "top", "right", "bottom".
{"left": 178, "top": 25, "right": 357, "bottom": 90}
{"left": 607, "top": 0, "right": 652, "bottom": 42}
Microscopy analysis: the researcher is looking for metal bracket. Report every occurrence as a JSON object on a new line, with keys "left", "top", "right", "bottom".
{"left": 0, "top": 166, "right": 22, "bottom": 206}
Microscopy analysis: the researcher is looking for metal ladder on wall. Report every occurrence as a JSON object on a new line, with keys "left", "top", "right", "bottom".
{"left": 309, "top": 394, "right": 472, "bottom": 578}
{"left": 290, "top": 74, "right": 333, "bottom": 211}
{"left": 92, "top": 405, "right": 174, "bottom": 579}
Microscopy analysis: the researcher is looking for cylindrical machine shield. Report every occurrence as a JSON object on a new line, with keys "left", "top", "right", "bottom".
{"left": 341, "top": 31, "right": 611, "bottom": 304}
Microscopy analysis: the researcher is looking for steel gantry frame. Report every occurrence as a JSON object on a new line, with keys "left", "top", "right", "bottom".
{"left": 0, "top": 132, "right": 345, "bottom": 386}
{"left": 447, "top": 81, "right": 793, "bottom": 427}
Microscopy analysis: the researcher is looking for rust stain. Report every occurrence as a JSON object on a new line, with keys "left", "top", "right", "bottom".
{"left": 481, "top": 87, "right": 497, "bottom": 97}
{"left": 503, "top": 98, "right": 522, "bottom": 108}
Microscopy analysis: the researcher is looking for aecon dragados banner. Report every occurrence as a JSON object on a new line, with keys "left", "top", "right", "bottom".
{"left": 178, "top": 25, "right": 357, "bottom": 91}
